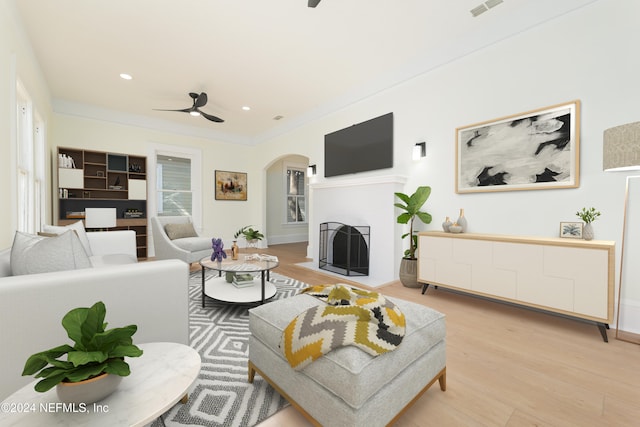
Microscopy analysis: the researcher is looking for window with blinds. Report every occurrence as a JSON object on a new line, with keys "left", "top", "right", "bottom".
{"left": 156, "top": 155, "right": 192, "bottom": 216}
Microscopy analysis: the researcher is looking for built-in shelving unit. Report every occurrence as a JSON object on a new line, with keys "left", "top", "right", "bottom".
{"left": 57, "top": 147, "right": 148, "bottom": 259}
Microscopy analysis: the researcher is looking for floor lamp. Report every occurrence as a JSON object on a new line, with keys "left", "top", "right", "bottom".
{"left": 603, "top": 121, "right": 640, "bottom": 344}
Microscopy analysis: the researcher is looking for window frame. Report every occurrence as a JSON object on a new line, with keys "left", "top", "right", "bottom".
{"left": 15, "top": 80, "right": 46, "bottom": 234}
{"left": 147, "top": 143, "right": 202, "bottom": 230}
{"left": 283, "top": 162, "right": 308, "bottom": 225}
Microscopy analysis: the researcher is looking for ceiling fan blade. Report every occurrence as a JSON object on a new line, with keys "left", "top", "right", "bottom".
{"left": 195, "top": 92, "right": 208, "bottom": 108}
{"left": 199, "top": 110, "right": 224, "bottom": 123}
{"left": 153, "top": 108, "right": 191, "bottom": 113}
{"left": 308, "top": 0, "right": 321, "bottom": 7}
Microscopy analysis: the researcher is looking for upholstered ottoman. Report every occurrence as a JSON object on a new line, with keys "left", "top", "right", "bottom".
{"left": 248, "top": 290, "right": 446, "bottom": 427}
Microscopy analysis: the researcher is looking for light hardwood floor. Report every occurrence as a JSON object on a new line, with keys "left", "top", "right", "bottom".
{"left": 218, "top": 242, "right": 640, "bottom": 427}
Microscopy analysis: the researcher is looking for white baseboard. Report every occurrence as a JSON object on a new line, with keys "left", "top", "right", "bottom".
{"left": 618, "top": 298, "right": 640, "bottom": 334}
{"left": 267, "top": 234, "right": 308, "bottom": 245}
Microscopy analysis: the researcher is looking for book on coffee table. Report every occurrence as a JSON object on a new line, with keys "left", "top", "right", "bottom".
{"left": 232, "top": 273, "right": 255, "bottom": 288}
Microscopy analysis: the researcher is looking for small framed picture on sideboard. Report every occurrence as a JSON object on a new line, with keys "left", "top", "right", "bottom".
{"left": 559, "top": 221, "right": 583, "bottom": 239}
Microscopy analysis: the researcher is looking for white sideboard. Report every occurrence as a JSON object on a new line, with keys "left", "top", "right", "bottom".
{"left": 417, "top": 231, "right": 615, "bottom": 341}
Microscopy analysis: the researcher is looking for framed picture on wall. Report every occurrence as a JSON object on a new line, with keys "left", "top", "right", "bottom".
{"left": 559, "top": 221, "right": 583, "bottom": 239}
{"left": 455, "top": 100, "right": 580, "bottom": 193}
{"left": 215, "top": 170, "right": 247, "bottom": 201}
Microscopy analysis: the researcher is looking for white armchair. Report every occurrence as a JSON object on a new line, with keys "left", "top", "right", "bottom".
{"left": 151, "top": 216, "right": 212, "bottom": 264}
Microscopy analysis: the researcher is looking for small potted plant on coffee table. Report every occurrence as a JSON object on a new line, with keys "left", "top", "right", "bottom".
{"left": 22, "top": 301, "right": 143, "bottom": 404}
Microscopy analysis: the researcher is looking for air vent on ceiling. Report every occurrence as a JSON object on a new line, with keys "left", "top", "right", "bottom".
{"left": 470, "top": 4, "right": 488, "bottom": 17}
{"left": 485, "top": 0, "right": 504, "bottom": 9}
{"left": 471, "top": 0, "right": 504, "bottom": 17}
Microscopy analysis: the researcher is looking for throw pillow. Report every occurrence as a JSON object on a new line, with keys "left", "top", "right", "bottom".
{"left": 165, "top": 222, "right": 198, "bottom": 240}
{"left": 42, "top": 221, "right": 93, "bottom": 256}
{"left": 10, "top": 230, "right": 92, "bottom": 276}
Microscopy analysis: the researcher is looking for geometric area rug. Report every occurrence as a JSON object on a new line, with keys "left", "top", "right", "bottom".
{"left": 151, "top": 270, "right": 307, "bottom": 427}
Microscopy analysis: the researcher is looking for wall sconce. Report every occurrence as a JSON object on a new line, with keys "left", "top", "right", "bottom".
{"left": 307, "top": 164, "right": 317, "bottom": 176}
{"left": 603, "top": 121, "right": 640, "bottom": 344}
{"left": 412, "top": 142, "right": 426, "bottom": 160}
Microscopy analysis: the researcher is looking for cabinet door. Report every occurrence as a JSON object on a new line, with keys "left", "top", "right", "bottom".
{"left": 128, "top": 179, "right": 147, "bottom": 200}
{"left": 59, "top": 168, "right": 84, "bottom": 189}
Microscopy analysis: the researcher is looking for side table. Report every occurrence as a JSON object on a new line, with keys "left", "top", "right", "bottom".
{"left": 0, "top": 342, "right": 201, "bottom": 427}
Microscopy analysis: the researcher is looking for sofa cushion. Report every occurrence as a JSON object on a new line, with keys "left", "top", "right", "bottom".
{"left": 42, "top": 221, "right": 93, "bottom": 256}
{"left": 165, "top": 223, "right": 198, "bottom": 240}
{"left": 89, "top": 253, "right": 138, "bottom": 267}
{"left": 171, "top": 236, "right": 212, "bottom": 252}
{"left": 10, "top": 231, "right": 92, "bottom": 276}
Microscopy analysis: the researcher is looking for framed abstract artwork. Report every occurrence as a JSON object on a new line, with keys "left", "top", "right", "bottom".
{"left": 215, "top": 170, "right": 247, "bottom": 201}
{"left": 456, "top": 100, "right": 580, "bottom": 193}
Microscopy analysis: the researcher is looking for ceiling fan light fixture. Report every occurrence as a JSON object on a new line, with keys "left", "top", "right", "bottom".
{"left": 153, "top": 92, "right": 224, "bottom": 123}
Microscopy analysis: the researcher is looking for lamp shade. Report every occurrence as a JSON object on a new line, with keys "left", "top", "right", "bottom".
{"left": 603, "top": 121, "right": 640, "bottom": 171}
{"left": 85, "top": 208, "right": 117, "bottom": 228}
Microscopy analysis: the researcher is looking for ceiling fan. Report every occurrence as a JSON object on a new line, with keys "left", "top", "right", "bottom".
{"left": 154, "top": 92, "right": 224, "bottom": 123}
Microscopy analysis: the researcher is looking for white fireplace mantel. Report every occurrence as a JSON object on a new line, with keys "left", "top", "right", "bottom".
{"left": 305, "top": 175, "right": 407, "bottom": 287}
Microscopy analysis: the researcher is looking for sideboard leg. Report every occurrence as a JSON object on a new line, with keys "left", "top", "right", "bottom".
{"left": 421, "top": 283, "right": 430, "bottom": 294}
{"left": 597, "top": 323, "right": 609, "bottom": 342}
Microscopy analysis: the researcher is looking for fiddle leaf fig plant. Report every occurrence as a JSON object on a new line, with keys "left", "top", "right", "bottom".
{"left": 22, "top": 301, "right": 143, "bottom": 393}
{"left": 394, "top": 186, "right": 432, "bottom": 259}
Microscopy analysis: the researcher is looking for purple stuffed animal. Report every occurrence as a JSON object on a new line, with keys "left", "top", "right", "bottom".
{"left": 211, "top": 238, "right": 227, "bottom": 262}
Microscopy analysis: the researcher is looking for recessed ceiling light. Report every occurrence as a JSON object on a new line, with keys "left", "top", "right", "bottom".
{"left": 119, "top": 73, "right": 133, "bottom": 80}
{"left": 242, "top": 106, "right": 251, "bottom": 111}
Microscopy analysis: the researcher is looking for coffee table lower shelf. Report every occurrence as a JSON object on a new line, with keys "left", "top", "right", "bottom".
{"left": 203, "top": 276, "right": 277, "bottom": 305}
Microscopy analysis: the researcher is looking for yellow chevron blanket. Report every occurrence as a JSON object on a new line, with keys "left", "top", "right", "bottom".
{"left": 281, "top": 284, "right": 406, "bottom": 370}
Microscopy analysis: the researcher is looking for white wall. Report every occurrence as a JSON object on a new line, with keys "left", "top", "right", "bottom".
{"left": 253, "top": 0, "right": 640, "bottom": 332}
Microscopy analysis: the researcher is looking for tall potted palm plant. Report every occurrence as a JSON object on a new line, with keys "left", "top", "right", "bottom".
{"left": 394, "top": 186, "right": 432, "bottom": 287}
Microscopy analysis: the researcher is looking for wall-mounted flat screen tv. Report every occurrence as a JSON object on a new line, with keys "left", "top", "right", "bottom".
{"left": 324, "top": 112, "right": 393, "bottom": 177}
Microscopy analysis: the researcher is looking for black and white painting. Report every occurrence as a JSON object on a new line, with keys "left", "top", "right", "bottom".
{"left": 456, "top": 101, "right": 580, "bottom": 193}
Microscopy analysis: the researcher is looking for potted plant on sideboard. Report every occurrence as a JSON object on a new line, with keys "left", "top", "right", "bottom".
{"left": 22, "top": 301, "right": 143, "bottom": 404}
{"left": 394, "top": 186, "right": 432, "bottom": 287}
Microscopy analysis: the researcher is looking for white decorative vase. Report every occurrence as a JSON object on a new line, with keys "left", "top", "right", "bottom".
{"left": 583, "top": 223, "right": 594, "bottom": 241}
{"left": 456, "top": 208, "right": 468, "bottom": 233}
{"left": 56, "top": 373, "right": 121, "bottom": 404}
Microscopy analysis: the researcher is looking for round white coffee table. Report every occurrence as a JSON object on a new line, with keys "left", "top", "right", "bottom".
{"left": 200, "top": 256, "right": 278, "bottom": 306}
{"left": 0, "top": 342, "right": 201, "bottom": 427}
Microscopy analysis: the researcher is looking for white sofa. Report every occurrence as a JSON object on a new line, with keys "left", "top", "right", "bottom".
{"left": 0, "top": 231, "right": 190, "bottom": 401}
